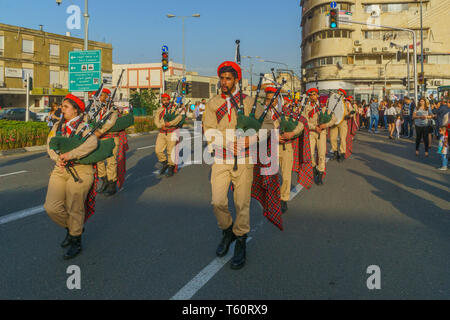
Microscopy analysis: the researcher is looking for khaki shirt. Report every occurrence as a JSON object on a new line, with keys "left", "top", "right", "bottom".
{"left": 154, "top": 106, "right": 182, "bottom": 129}
{"left": 302, "top": 101, "right": 337, "bottom": 131}
{"left": 202, "top": 94, "right": 274, "bottom": 148}
{"left": 96, "top": 109, "right": 119, "bottom": 136}
{"left": 47, "top": 119, "right": 98, "bottom": 163}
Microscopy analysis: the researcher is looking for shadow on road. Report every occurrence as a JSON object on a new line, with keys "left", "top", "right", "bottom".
{"left": 0, "top": 152, "right": 47, "bottom": 169}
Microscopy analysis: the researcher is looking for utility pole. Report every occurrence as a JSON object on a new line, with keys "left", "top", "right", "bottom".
{"left": 83, "top": 0, "right": 89, "bottom": 104}
{"left": 26, "top": 73, "right": 30, "bottom": 122}
{"left": 419, "top": 0, "right": 425, "bottom": 96}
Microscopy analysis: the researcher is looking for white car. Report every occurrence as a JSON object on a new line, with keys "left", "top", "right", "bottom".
{"left": 35, "top": 108, "right": 51, "bottom": 122}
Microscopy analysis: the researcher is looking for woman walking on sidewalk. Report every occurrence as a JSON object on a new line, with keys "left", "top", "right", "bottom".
{"left": 413, "top": 98, "right": 433, "bottom": 157}
{"left": 385, "top": 101, "right": 397, "bottom": 139}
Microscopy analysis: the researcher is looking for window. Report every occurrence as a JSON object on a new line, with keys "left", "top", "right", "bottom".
{"left": 50, "top": 71, "right": 59, "bottom": 85}
{"left": 22, "top": 39, "right": 34, "bottom": 54}
{"left": 0, "top": 36, "right": 4, "bottom": 51}
{"left": 50, "top": 44, "right": 59, "bottom": 57}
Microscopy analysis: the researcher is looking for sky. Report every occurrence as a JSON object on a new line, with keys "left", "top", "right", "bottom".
{"left": 0, "top": 0, "right": 302, "bottom": 78}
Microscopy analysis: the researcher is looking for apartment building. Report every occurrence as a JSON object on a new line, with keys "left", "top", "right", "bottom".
{"left": 300, "top": 0, "right": 450, "bottom": 101}
{"left": 0, "top": 23, "right": 112, "bottom": 110}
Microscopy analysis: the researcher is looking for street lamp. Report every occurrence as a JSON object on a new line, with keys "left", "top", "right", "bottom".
{"left": 242, "top": 56, "right": 261, "bottom": 96}
{"left": 384, "top": 59, "right": 393, "bottom": 99}
{"left": 166, "top": 14, "right": 201, "bottom": 77}
{"left": 419, "top": 0, "right": 425, "bottom": 96}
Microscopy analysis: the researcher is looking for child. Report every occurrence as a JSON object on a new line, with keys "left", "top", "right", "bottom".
{"left": 437, "top": 125, "right": 448, "bottom": 171}
{"left": 395, "top": 115, "right": 403, "bottom": 139}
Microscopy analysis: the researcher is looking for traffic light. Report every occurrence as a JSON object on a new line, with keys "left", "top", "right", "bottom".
{"left": 329, "top": 9, "right": 338, "bottom": 29}
{"left": 418, "top": 72, "right": 424, "bottom": 85}
{"left": 181, "top": 82, "right": 186, "bottom": 95}
{"left": 29, "top": 77, "right": 33, "bottom": 91}
{"left": 402, "top": 77, "right": 407, "bottom": 87}
{"left": 396, "top": 51, "right": 402, "bottom": 62}
{"left": 162, "top": 51, "right": 169, "bottom": 72}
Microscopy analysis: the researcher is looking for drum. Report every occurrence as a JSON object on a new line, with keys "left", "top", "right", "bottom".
{"left": 326, "top": 92, "right": 345, "bottom": 125}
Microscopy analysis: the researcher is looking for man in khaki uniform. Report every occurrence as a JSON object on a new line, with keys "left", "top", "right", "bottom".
{"left": 265, "top": 88, "right": 304, "bottom": 213}
{"left": 329, "top": 88, "right": 351, "bottom": 162}
{"left": 45, "top": 94, "right": 97, "bottom": 260}
{"left": 154, "top": 93, "right": 183, "bottom": 177}
{"left": 94, "top": 88, "right": 120, "bottom": 196}
{"left": 302, "top": 88, "right": 336, "bottom": 185}
{"left": 202, "top": 61, "right": 273, "bottom": 270}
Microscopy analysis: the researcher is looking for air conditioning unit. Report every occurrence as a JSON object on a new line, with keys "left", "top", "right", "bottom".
{"left": 372, "top": 48, "right": 378, "bottom": 53}
{"left": 434, "top": 80, "right": 442, "bottom": 86}
{"left": 424, "top": 48, "right": 430, "bottom": 52}
{"left": 354, "top": 47, "right": 362, "bottom": 53}
{"left": 382, "top": 47, "right": 389, "bottom": 52}
{"left": 52, "top": 83, "right": 63, "bottom": 89}
{"left": 0, "top": 81, "right": 5, "bottom": 87}
{"left": 354, "top": 40, "right": 361, "bottom": 46}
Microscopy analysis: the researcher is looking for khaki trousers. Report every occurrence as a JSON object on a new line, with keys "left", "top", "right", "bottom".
{"left": 310, "top": 130, "right": 327, "bottom": 172}
{"left": 155, "top": 132, "right": 177, "bottom": 166}
{"left": 211, "top": 163, "right": 254, "bottom": 237}
{"left": 329, "top": 121, "right": 348, "bottom": 154}
{"left": 97, "top": 136, "right": 119, "bottom": 181}
{"left": 278, "top": 143, "right": 294, "bottom": 201}
{"left": 44, "top": 164, "right": 94, "bottom": 236}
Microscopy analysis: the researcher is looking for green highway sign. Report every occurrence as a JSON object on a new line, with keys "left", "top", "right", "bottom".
{"left": 68, "top": 50, "right": 102, "bottom": 92}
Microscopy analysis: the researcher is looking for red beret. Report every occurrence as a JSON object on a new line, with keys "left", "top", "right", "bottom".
{"left": 306, "top": 88, "right": 319, "bottom": 95}
{"left": 346, "top": 96, "right": 353, "bottom": 101}
{"left": 217, "top": 61, "right": 242, "bottom": 81}
{"left": 338, "top": 88, "right": 347, "bottom": 96}
{"left": 265, "top": 87, "right": 277, "bottom": 94}
{"left": 161, "top": 93, "right": 170, "bottom": 99}
{"left": 102, "top": 88, "right": 111, "bottom": 95}
{"left": 64, "top": 94, "right": 85, "bottom": 112}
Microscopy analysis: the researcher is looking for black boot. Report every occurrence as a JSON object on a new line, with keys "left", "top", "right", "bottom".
{"left": 63, "top": 235, "right": 82, "bottom": 260}
{"left": 166, "top": 165, "right": 175, "bottom": 177}
{"left": 104, "top": 180, "right": 117, "bottom": 196}
{"left": 61, "top": 228, "right": 71, "bottom": 248}
{"left": 338, "top": 152, "right": 345, "bottom": 163}
{"left": 314, "top": 167, "right": 320, "bottom": 185}
{"left": 281, "top": 200, "right": 288, "bottom": 214}
{"left": 331, "top": 151, "right": 338, "bottom": 160}
{"left": 317, "top": 172, "right": 324, "bottom": 185}
{"left": 231, "top": 234, "right": 247, "bottom": 270}
{"left": 216, "top": 225, "right": 236, "bottom": 257}
{"left": 96, "top": 177, "right": 108, "bottom": 193}
{"left": 159, "top": 161, "right": 169, "bottom": 175}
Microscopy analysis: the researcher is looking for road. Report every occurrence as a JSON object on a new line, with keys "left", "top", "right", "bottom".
{"left": 0, "top": 127, "right": 449, "bottom": 300}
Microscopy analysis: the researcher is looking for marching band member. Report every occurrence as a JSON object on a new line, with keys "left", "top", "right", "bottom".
{"left": 154, "top": 93, "right": 183, "bottom": 177}
{"left": 302, "top": 88, "right": 336, "bottom": 185}
{"left": 329, "top": 88, "right": 350, "bottom": 162}
{"left": 202, "top": 61, "right": 273, "bottom": 270}
{"left": 266, "top": 88, "right": 304, "bottom": 213}
{"left": 44, "top": 94, "right": 98, "bottom": 260}
{"left": 95, "top": 88, "right": 120, "bottom": 196}
{"left": 344, "top": 96, "right": 358, "bottom": 159}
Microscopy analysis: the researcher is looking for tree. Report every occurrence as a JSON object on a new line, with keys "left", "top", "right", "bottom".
{"left": 129, "top": 89, "right": 159, "bottom": 116}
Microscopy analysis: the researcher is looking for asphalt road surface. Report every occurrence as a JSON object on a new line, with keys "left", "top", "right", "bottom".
{"left": 0, "top": 127, "right": 449, "bottom": 300}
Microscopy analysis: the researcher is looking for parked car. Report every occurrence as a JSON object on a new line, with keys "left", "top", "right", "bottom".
{"left": 0, "top": 108, "right": 38, "bottom": 121}
{"left": 35, "top": 108, "right": 51, "bottom": 122}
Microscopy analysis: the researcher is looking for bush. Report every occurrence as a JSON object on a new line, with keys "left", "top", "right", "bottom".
{"left": 0, "top": 120, "right": 49, "bottom": 150}
{"left": 127, "top": 116, "right": 157, "bottom": 133}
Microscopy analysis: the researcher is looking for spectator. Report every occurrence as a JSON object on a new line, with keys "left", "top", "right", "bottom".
{"left": 432, "top": 96, "right": 449, "bottom": 139}
{"left": 437, "top": 125, "right": 448, "bottom": 170}
{"left": 369, "top": 98, "right": 379, "bottom": 133}
{"left": 395, "top": 114, "right": 403, "bottom": 139}
{"left": 425, "top": 98, "right": 434, "bottom": 148}
{"left": 402, "top": 96, "right": 415, "bottom": 138}
{"left": 194, "top": 101, "right": 200, "bottom": 120}
{"left": 413, "top": 97, "right": 433, "bottom": 157}
{"left": 385, "top": 101, "right": 397, "bottom": 139}
{"left": 198, "top": 99, "right": 206, "bottom": 121}
{"left": 379, "top": 100, "right": 388, "bottom": 130}
{"left": 46, "top": 102, "right": 62, "bottom": 129}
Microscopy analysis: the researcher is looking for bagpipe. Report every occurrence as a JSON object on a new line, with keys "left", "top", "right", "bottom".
{"left": 229, "top": 40, "right": 286, "bottom": 170}
{"left": 162, "top": 80, "right": 187, "bottom": 128}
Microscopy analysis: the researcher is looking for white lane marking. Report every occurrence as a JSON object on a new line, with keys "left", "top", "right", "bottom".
{"left": 0, "top": 205, "right": 45, "bottom": 225}
{"left": 137, "top": 145, "right": 155, "bottom": 150}
{"left": 0, "top": 170, "right": 28, "bottom": 178}
{"left": 170, "top": 237, "right": 253, "bottom": 300}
